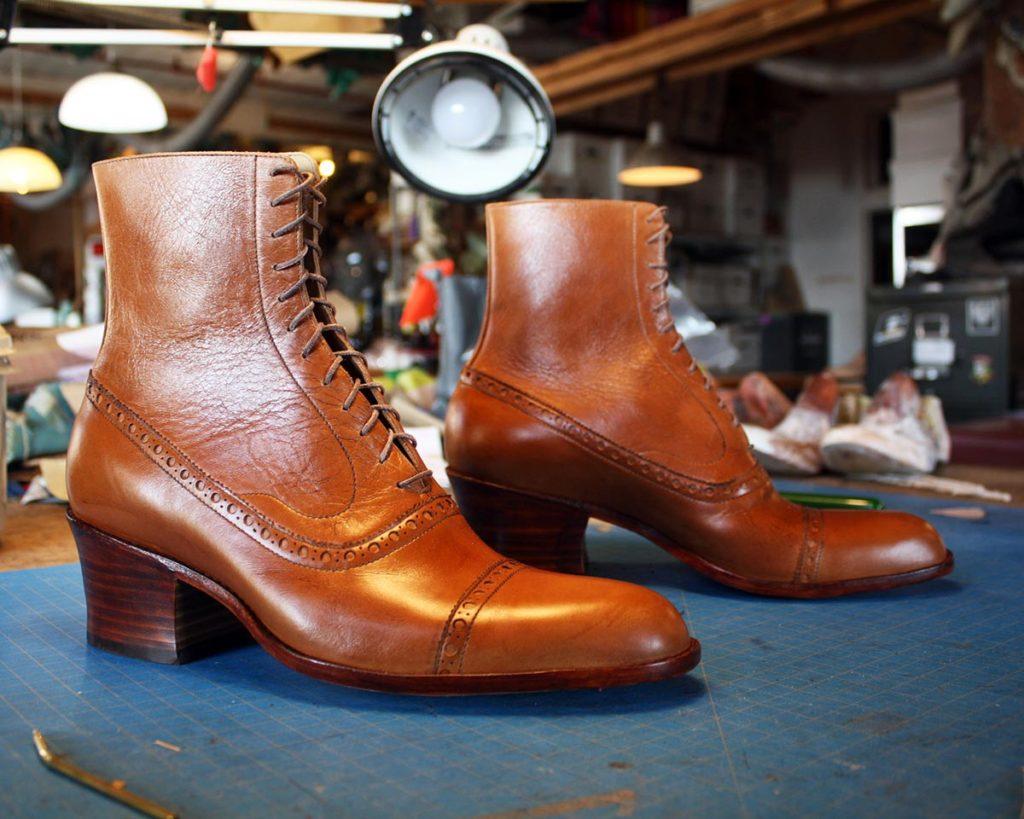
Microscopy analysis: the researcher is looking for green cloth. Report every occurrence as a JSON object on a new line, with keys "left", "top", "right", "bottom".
{"left": 5, "top": 382, "right": 76, "bottom": 464}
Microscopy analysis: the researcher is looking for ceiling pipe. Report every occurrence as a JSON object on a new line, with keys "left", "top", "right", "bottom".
{"left": 11, "top": 52, "right": 261, "bottom": 209}
{"left": 125, "top": 52, "right": 261, "bottom": 152}
{"left": 756, "top": 43, "right": 983, "bottom": 94}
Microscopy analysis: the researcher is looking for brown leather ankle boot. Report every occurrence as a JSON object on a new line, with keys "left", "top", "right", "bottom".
{"left": 67, "top": 156, "right": 699, "bottom": 694}
{"left": 446, "top": 199, "right": 953, "bottom": 598}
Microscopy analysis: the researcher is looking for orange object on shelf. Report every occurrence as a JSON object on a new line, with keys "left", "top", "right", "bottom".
{"left": 400, "top": 258, "right": 455, "bottom": 331}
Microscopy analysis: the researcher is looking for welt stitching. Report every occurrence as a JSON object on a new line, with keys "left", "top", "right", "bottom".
{"left": 462, "top": 369, "right": 766, "bottom": 502}
{"left": 85, "top": 375, "right": 457, "bottom": 570}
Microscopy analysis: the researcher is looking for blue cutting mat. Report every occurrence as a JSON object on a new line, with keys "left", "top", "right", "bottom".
{"left": 1, "top": 485, "right": 1022, "bottom": 818}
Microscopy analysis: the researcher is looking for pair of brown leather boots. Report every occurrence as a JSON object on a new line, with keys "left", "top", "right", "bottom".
{"left": 66, "top": 152, "right": 953, "bottom": 695}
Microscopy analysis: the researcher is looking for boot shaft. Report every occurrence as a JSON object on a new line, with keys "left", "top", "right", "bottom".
{"left": 79, "top": 151, "right": 433, "bottom": 538}
{"left": 94, "top": 153, "right": 286, "bottom": 393}
{"left": 459, "top": 198, "right": 756, "bottom": 486}
{"left": 472, "top": 199, "right": 667, "bottom": 389}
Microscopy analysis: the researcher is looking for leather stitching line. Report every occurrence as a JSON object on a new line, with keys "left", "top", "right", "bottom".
{"left": 793, "top": 507, "right": 824, "bottom": 584}
{"left": 85, "top": 375, "right": 457, "bottom": 571}
{"left": 461, "top": 368, "right": 767, "bottom": 502}
{"left": 808, "top": 508, "right": 825, "bottom": 583}
{"left": 433, "top": 559, "right": 500, "bottom": 672}
{"left": 434, "top": 559, "right": 523, "bottom": 675}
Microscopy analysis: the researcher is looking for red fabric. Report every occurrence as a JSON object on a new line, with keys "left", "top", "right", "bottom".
{"left": 196, "top": 45, "right": 218, "bottom": 93}
{"left": 399, "top": 259, "right": 455, "bottom": 330}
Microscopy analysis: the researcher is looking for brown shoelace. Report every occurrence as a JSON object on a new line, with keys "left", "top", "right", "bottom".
{"left": 269, "top": 164, "right": 432, "bottom": 491}
{"left": 645, "top": 206, "right": 740, "bottom": 427}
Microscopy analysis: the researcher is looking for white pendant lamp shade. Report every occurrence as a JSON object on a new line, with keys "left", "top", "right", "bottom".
{"left": 59, "top": 72, "right": 168, "bottom": 133}
{"left": 373, "top": 24, "right": 554, "bottom": 203}
{"left": 0, "top": 147, "right": 63, "bottom": 194}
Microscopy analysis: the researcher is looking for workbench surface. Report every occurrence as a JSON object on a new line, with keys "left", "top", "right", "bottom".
{"left": 1, "top": 486, "right": 1021, "bottom": 817}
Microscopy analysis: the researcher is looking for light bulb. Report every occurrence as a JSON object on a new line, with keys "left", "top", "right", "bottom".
{"left": 430, "top": 77, "right": 501, "bottom": 149}
{"left": 318, "top": 158, "right": 336, "bottom": 178}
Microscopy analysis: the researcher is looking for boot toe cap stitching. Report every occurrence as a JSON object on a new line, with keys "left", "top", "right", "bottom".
{"left": 434, "top": 559, "right": 524, "bottom": 675}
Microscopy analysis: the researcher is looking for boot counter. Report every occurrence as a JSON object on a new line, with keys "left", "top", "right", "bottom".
{"left": 445, "top": 379, "right": 584, "bottom": 498}
{"left": 66, "top": 396, "right": 179, "bottom": 553}
{"left": 66, "top": 399, "right": 108, "bottom": 516}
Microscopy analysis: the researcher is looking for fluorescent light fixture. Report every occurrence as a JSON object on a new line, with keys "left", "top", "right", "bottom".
{"left": 0, "top": 146, "right": 63, "bottom": 194}
{"left": 618, "top": 122, "right": 701, "bottom": 188}
{"left": 59, "top": 72, "right": 168, "bottom": 133}
{"left": 7, "top": 28, "right": 402, "bottom": 49}
{"left": 47, "top": 0, "right": 410, "bottom": 18}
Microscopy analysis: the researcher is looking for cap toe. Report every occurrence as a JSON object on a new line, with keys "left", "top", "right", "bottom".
{"left": 817, "top": 510, "right": 950, "bottom": 584}
{"left": 456, "top": 566, "right": 694, "bottom": 676}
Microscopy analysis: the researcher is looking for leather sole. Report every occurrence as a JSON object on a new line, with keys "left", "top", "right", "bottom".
{"left": 448, "top": 471, "right": 955, "bottom": 599}
{"left": 68, "top": 511, "right": 701, "bottom": 695}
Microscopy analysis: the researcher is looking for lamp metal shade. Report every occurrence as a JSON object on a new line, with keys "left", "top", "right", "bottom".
{"left": 372, "top": 25, "right": 554, "bottom": 203}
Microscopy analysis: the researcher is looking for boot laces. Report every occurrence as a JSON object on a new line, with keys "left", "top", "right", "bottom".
{"left": 269, "top": 165, "right": 432, "bottom": 491}
{"left": 645, "top": 206, "right": 740, "bottom": 427}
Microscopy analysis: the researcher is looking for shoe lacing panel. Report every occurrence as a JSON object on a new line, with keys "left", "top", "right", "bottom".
{"left": 269, "top": 164, "right": 432, "bottom": 491}
{"left": 644, "top": 206, "right": 740, "bottom": 427}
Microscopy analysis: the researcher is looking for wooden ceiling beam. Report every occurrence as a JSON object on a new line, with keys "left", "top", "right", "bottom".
{"left": 542, "top": 0, "right": 825, "bottom": 100}
{"left": 538, "top": 0, "right": 936, "bottom": 116}
{"left": 537, "top": 0, "right": 807, "bottom": 86}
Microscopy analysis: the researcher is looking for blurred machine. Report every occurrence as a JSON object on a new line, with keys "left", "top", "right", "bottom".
{"left": 867, "top": 278, "right": 1023, "bottom": 420}
{"left": 720, "top": 312, "right": 830, "bottom": 374}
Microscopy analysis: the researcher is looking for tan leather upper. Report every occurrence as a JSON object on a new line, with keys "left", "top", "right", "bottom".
{"left": 68, "top": 154, "right": 692, "bottom": 677}
{"left": 446, "top": 199, "right": 949, "bottom": 588}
